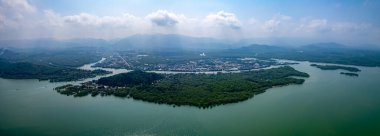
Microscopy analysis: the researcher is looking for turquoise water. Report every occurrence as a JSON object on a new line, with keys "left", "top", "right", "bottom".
{"left": 1, "top": 61, "right": 380, "bottom": 136}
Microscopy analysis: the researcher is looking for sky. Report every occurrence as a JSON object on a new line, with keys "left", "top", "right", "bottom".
{"left": 0, "top": 0, "right": 379, "bottom": 46}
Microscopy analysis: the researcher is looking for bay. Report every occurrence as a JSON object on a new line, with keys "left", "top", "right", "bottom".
{"left": 1, "top": 61, "right": 380, "bottom": 136}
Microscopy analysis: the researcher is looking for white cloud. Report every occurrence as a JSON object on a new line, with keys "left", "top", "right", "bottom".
{"left": 43, "top": 10, "right": 63, "bottom": 27}
{"left": 145, "top": 10, "right": 182, "bottom": 27}
{"left": 0, "top": 0, "right": 36, "bottom": 20}
{"left": 330, "top": 22, "right": 371, "bottom": 32}
{"left": 0, "top": 1, "right": 379, "bottom": 45}
{"left": 307, "top": 19, "right": 328, "bottom": 29}
{"left": 0, "top": 0, "right": 41, "bottom": 39}
{"left": 248, "top": 18, "right": 258, "bottom": 25}
{"left": 62, "top": 13, "right": 139, "bottom": 27}
{"left": 37, "top": 11, "right": 151, "bottom": 39}
{"left": 0, "top": 14, "right": 5, "bottom": 28}
{"left": 204, "top": 11, "right": 241, "bottom": 29}
{"left": 296, "top": 19, "right": 329, "bottom": 33}
{"left": 296, "top": 19, "right": 371, "bottom": 34}
{"left": 263, "top": 14, "right": 292, "bottom": 32}
{"left": 0, "top": 0, "right": 37, "bottom": 30}
{"left": 0, "top": 0, "right": 36, "bottom": 13}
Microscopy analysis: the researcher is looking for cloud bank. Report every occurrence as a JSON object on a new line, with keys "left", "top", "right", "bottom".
{"left": 146, "top": 10, "right": 181, "bottom": 27}
{"left": 0, "top": 0, "right": 379, "bottom": 45}
{"left": 204, "top": 11, "right": 241, "bottom": 29}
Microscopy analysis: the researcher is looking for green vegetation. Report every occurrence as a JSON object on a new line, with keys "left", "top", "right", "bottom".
{"left": 56, "top": 66, "right": 309, "bottom": 108}
{"left": 26, "top": 48, "right": 103, "bottom": 67}
{"left": 340, "top": 72, "right": 359, "bottom": 77}
{"left": 219, "top": 43, "right": 380, "bottom": 67}
{"left": 0, "top": 47, "right": 103, "bottom": 67}
{"left": 310, "top": 64, "right": 360, "bottom": 77}
{"left": 310, "top": 64, "right": 361, "bottom": 72}
{"left": 0, "top": 60, "right": 111, "bottom": 82}
{"left": 97, "top": 70, "right": 164, "bottom": 86}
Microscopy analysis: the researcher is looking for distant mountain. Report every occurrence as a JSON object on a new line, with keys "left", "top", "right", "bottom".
{"left": 0, "top": 35, "right": 237, "bottom": 51}
{"left": 2, "top": 35, "right": 380, "bottom": 67}
{"left": 237, "top": 44, "right": 289, "bottom": 53}
{"left": 0, "top": 38, "right": 109, "bottom": 51}
{"left": 226, "top": 43, "right": 380, "bottom": 67}
{"left": 0, "top": 46, "right": 103, "bottom": 67}
{"left": 0, "top": 48, "right": 20, "bottom": 60}
{"left": 303, "top": 42, "right": 345, "bottom": 48}
{"left": 0, "top": 59, "right": 110, "bottom": 82}
{"left": 112, "top": 34, "right": 235, "bottom": 51}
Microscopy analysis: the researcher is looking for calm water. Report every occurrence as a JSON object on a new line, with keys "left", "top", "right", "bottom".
{"left": 1, "top": 61, "right": 380, "bottom": 136}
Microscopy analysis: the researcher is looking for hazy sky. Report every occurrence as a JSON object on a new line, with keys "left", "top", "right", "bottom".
{"left": 0, "top": 0, "right": 379, "bottom": 45}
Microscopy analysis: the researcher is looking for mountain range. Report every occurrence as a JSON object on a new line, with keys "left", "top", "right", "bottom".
{"left": 1, "top": 34, "right": 380, "bottom": 67}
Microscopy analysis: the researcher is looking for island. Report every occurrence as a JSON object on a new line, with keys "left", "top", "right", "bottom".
{"left": 340, "top": 72, "right": 359, "bottom": 77}
{"left": 55, "top": 66, "right": 309, "bottom": 108}
{"left": 310, "top": 64, "right": 361, "bottom": 72}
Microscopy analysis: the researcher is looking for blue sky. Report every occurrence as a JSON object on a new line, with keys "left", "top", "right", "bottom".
{"left": 29, "top": 0, "right": 379, "bottom": 22}
{"left": 1, "top": 0, "right": 379, "bottom": 45}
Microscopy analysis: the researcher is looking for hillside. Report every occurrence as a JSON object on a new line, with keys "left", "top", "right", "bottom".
{"left": 0, "top": 60, "right": 110, "bottom": 82}
{"left": 223, "top": 43, "right": 380, "bottom": 67}
{"left": 112, "top": 34, "right": 234, "bottom": 51}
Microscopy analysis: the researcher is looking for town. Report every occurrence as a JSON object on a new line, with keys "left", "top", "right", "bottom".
{"left": 93, "top": 52, "right": 296, "bottom": 72}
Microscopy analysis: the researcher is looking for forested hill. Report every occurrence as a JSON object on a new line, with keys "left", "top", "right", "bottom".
{"left": 0, "top": 59, "right": 110, "bottom": 82}
{"left": 220, "top": 43, "right": 380, "bottom": 67}
{"left": 56, "top": 66, "right": 310, "bottom": 107}
{"left": 0, "top": 46, "right": 103, "bottom": 67}
{"left": 97, "top": 70, "right": 164, "bottom": 87}
{"left": 2, "top": 36, "right": 380, "bottom": 67}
